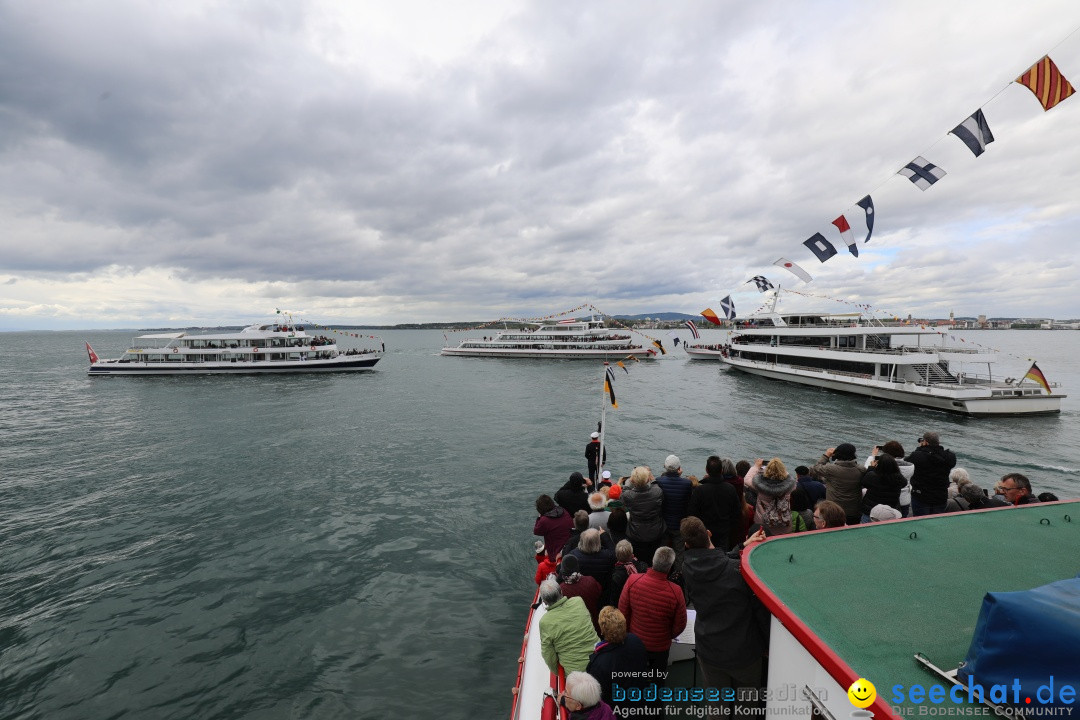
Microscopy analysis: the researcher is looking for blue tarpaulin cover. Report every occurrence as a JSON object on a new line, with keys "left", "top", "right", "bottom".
{"left": 957, "top": 575, "right": 1080, "bottom": 708}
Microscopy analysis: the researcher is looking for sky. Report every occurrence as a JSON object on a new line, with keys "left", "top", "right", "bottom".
{"left": 2, "top": 0, "right": 1080, "bottom": 330}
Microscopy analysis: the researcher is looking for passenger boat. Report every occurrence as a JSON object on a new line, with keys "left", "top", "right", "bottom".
{"left": 512, "top": 500, "right": 1080, "bottom": 719}
{"left": 683, "top": 343, "right": 727, "bottom": 360}
{"left": 86, "top": 322, "right": 382, "bottom": 375}
{"left": 714, "top": 291, "right": 1064, "bottom": 415}
{"left": 441, "top": 317, "right": 656, "bottom": 360}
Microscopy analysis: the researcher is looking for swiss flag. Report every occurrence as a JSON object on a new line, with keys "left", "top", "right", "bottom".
{"left": 85, "top": 342, "right": 99, "bottom": 364}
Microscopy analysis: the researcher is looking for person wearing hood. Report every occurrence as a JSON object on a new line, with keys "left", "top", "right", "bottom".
{"left": 810, "top": 443, "right": 865, "bottom": 526}
{"left": 745, "top": 458, "right": 797, "bottom": 537}
{"left": 556, "top": 472, "right": 592, "bottom": 516}
{"left": 534, "top": 494, "right": 573, "bottom": 562}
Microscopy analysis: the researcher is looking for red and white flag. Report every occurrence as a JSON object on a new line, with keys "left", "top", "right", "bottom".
{"left": 85, "top": 342, "right": 99, "bottom": 364}
{"left": 832, "top": 215, "right": 857, "bottom": 257}
{"left": 558, "top": 318, "right": 577, "bottom": 324}
{"left": 773, "top": 258, "right": 813, "bottom": 284}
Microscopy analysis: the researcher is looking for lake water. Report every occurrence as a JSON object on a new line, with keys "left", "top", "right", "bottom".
{"left": 1, "top": 328, "right": 1077, "bottom": 719}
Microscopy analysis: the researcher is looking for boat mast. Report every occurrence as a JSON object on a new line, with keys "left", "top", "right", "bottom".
{"left": 767, "top": 285, "right": 781, "bottom": 314}
{"left": 598, "top": 362, "right": 609, "bottom": 486}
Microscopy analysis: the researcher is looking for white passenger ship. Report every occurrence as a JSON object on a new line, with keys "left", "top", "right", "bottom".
{"left": 441, "top": 317, "right": 656, "bottom": 360}
{"left": 700, "top": 292, "right": 1064, "bottom": 415}
{"left": 86, "top": 322, "right": 382, "bottom": 375}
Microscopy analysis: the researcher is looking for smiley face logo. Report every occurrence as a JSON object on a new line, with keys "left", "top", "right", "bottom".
{"left": 847, "top": 678, "right": 876, "bottom": 708}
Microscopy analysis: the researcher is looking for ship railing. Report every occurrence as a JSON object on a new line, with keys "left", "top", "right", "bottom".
{"left": 734, "top": 341, "right": 965, "bottom": 356}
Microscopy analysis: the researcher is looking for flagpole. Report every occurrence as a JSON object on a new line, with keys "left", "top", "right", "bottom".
{"left": 598, "top": 362, "right": 609, "bottom": 487}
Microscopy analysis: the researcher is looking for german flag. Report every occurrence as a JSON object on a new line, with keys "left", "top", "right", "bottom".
{"left": 701, "top": 308, "right": 722, "bottom": 326}
{"left": 604, "top": 366, "right": 618, "bottom": 408}
{"left": 1024, "top": 362, "right": 1052, "bottom": 394}
{"left": 652, "top": 339, "right": 666, "bottom": 355}
{"left": 1016, "top": 56, "right": 1075, "bottom": 112}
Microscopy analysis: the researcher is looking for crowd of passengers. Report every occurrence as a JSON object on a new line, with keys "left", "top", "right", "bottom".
{"left": 529, "top": 431, "right": 1060, "bottom": 719}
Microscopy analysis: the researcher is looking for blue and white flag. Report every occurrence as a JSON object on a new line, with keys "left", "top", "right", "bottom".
{"left": 746, "top": 275, "right": 774, "bottom": 292}
{"left": 899, "top": 156, "right": 946, "bottom": 190}
{"left": 856, "top": 195, "right": 875, "bottom": 245}
{"left": 720, "top": 295, "right": 736, "bottom": 320}
{"left": 803, "top": 232, "right": 838, "bottom": 263}
{"left": 684, "top": 320, "right": 700, "bottom": 339}
{"left": 950, "top": 109, "right": 995, "bottom": 157}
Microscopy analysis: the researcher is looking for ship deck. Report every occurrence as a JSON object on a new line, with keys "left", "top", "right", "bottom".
{"left": 743, "top": 501, "right": 1080, "bottom": 718}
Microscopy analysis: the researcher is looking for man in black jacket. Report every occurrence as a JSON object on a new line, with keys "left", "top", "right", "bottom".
{"left": 687, "top": 456, "right": 743, "bottom": 551}
{"left": 680, "top": 516, "right": 767, "bottom": 717}
{"left": 585, "top": 432, "right": 607, "bottom": 484}
{"left": 906, "top": 431, "right": 957, "bottom": 516}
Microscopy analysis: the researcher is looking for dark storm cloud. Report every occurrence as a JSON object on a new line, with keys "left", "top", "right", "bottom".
{"left": 1, "top": 1, "right": 1079, "bottom": 329}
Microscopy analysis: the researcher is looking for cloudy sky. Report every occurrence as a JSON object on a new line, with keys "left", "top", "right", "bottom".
{"left": 3, "top": 1, "right": 1080, "bottom": 330}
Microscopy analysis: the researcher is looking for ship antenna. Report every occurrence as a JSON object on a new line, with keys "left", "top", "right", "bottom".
{"left": 767, "top": 286, "right": 782, "bottom": 314}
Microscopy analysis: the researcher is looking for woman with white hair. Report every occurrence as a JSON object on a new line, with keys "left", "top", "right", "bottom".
{"left": 561, "top": 671, "right": 616, "bottom": 719}
{"left": 621, "top": 466, "right": 664, "bottom": 567}
{"left": 538, "top": 579, "right": 599, "bottom": 674}
{"left": 948, "top": 468, "right": 973, "bottom": 499}
{"left": 568, "top": 529, "right": 616, "bottom": 601}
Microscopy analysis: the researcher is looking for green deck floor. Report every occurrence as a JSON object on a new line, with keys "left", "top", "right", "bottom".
{"left": 745, "top": 502, "right": 1080, "bottom": 712}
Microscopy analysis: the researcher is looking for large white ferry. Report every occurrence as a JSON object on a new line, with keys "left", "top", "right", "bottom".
{"left": 696, "top": 292, "right": 1064, "bottom": 415}
{"left": 441, "top": 317, "right": 656, "bottom": 360}
{"left": 86, "top": 322, "right": 382, "bottom": 375}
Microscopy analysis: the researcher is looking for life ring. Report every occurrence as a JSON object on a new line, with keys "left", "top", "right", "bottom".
{"left": 172, "top": 348, "right": 178, "bottom": 353}
{"left": 253, "top": 347, "right": 260, "bottom": 353}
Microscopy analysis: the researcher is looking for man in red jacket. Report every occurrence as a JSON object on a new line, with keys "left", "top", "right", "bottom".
{"left": 617, "top": 546, "right": 687, "bottom": 680}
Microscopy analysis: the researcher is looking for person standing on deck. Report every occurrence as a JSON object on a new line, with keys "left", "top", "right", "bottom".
{"left": 906, "top": 431, "right": 956, "bottom": 516}
{"left": 556, "top": 472, "right": 592, "bottom": 516}
{"left": 534, "top": 495, "right": 572, "bottom": 563}
{"left": 809, "top": 443, "right": 865, "bottom": 526}
{"left": 680, "top": 516, "right": 768, "bottom": 719}
{"left": 621, "top": 466, "right": 664, "bottom": 567}
{"left": 586, "top": 432, "right": 607, "bottom": 485}
{"left": 617, "top": 546, "right": 686, "bottom": 680}
{"left": 539, "top": 579, "right": 600, "bottom": 674}
{"left": 794, "top": 465, "right": 826, "bottom": 507}
{"left": 654, "top": 454, "right": 693, "bottom": 559}
{"left": 687, "top": 456, "right": 743, "bottom": 551}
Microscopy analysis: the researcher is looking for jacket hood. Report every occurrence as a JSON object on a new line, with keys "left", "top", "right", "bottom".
{"left": 544, "top": 506, "right": 566, "bottom": 519}
{"left": 560, "top": 472, "right": 586, "bottom": 491}
{"left": 752, "top": 472, "right": 796, "bottom": 497}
